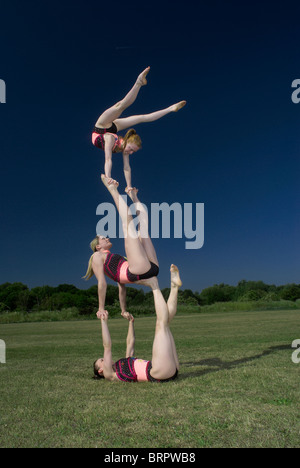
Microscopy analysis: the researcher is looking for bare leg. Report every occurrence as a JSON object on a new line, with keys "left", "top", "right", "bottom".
{"left": 149, "top": 280, "right": 178, "bottom": 380}
{"left": 167, "top": 264, "right": 182, "bottom": 322}
{"left": 115, "top": 101, "right": 186, "bottom": 131}
{"left": 95, "top": 67, "right": 150, "bottom": 128}
{"left": 101, "top": 175, "right": 151, "bottom": 274}
{"left": 126, "top": 188, "right": 159, "bottom": 266}
{"left": 166, "top": 265, "right": 182, "bottom": 370}
{"left": 167, "top": 328, "right": 180, "bottom": 372}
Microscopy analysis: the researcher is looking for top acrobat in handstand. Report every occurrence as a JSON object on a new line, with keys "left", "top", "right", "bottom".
{"left": 92, "top": 67, "right": 186, "bottom": 190}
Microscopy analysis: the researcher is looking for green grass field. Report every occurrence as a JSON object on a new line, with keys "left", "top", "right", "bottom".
{"left": 0, "top": 309, "right": 299, "bottom": 448}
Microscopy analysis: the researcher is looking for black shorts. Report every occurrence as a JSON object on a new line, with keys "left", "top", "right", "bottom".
{"left": 127, "top": 262, "right": 159, "bottom": 283}
{"left": 93, "top": 123, "right": 118, "bottom": 134}
{"left": 146, "top": 361, "right": 179, "bottom": 383}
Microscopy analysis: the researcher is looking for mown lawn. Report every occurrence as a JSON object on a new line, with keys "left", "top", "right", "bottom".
{"left": 0, "top": 310, "right": 299, "bottom": 448}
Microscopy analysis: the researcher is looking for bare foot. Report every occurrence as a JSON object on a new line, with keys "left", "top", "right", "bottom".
{"left": 125, "top": 186, "right": 139, "bottom": 202}
{"left": 170, "top": 264, "right": 182, "bottom": 288}
{"left": 171, "top": 101, "right": 186, "bottom": 112}
{"left": 101, "top": 174, "right": 119, "bottom": 191}
{"left": 137, "top": 66, "right": 150, "bottom": 86}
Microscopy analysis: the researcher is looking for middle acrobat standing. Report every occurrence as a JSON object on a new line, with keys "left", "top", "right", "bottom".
{"left": 92, "top": 67, "right": 186, "bottom": 191}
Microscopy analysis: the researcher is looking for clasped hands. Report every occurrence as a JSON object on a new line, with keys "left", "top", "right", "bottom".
{"left": 96, "top": 310, "right": 108, "bottom": 320}
{"left": 96, "top": 310, "right": 134, "bottom": 322}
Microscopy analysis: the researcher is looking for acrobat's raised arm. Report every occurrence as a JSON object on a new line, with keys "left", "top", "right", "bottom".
{"left": 92, "top": 254, "right": 107, "bottom": 314}
{"left": 103, "top": 134, "right": 116, "bottom": 181}
{"left": 122, "top": 152, "right": 132, "bottom": 191}
{"left": 96, "top": 310, "right": 116, "bottom": 381}
{"left": 121, "top": 312, "right": 135, "bottom": 358}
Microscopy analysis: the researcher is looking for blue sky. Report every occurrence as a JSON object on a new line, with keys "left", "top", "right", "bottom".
{"left": 0, "top": 0, "right": 299, "bottom": 292}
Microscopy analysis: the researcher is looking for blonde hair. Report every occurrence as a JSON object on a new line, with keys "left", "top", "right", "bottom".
{"left": 122, "top": 129, "right": 142, "bottom": 151}
{"left": 83, "top": 236, "right": 100, "bottom": 280}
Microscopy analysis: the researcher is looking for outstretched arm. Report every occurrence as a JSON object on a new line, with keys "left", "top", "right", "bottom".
{"left": 97, "top": 310, "right": 116, "bottom": 381}
{"left": 92, "top": 254, "right": 107, "bottom": 314}
{"left": 122, "top": 312, "right": 135, "bottom": 358}
{"left": 118, "top": 283, "right": 127, "bottom": 315}
{"left": 104, "top": 134, "right": 116, "bottom": 181}
{"left": 123, "top": 153, "right": 132, "bottom": 191}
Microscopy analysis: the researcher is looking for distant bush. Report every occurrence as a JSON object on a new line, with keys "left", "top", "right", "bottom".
{"left": 239, "top": 290, "right": 267, "bottom": 301}
{"left": 199, "top": 300, "right": 300, "bottom": 314}
{"left": 198, "top": 281, "right": 300, "bottom": 305}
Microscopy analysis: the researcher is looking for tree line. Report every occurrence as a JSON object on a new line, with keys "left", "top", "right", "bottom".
{"left": 0, "top": 280, "right": 299, "bottom": 316}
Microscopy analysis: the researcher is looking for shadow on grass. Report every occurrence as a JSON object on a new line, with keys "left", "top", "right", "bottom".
{"left": 180, "top": 345, "right": 291, "bottom": 379}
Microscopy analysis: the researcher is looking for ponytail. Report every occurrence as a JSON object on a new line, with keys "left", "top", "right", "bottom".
{"left": 122, "top": 128, "right": 142, "bottom": 150}
{"left": 83, "top": 237, "right": 100, "bottom": 280}
{"left": 83, "top": 255, "right": 94, "bottom": 280}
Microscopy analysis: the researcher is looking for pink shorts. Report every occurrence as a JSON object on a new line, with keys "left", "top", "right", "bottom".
{"left": 134, "top": 359, "right": 150, "bottom": 382}
{"left": 119, "top": 261, "right": 132, "bottom": 285}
